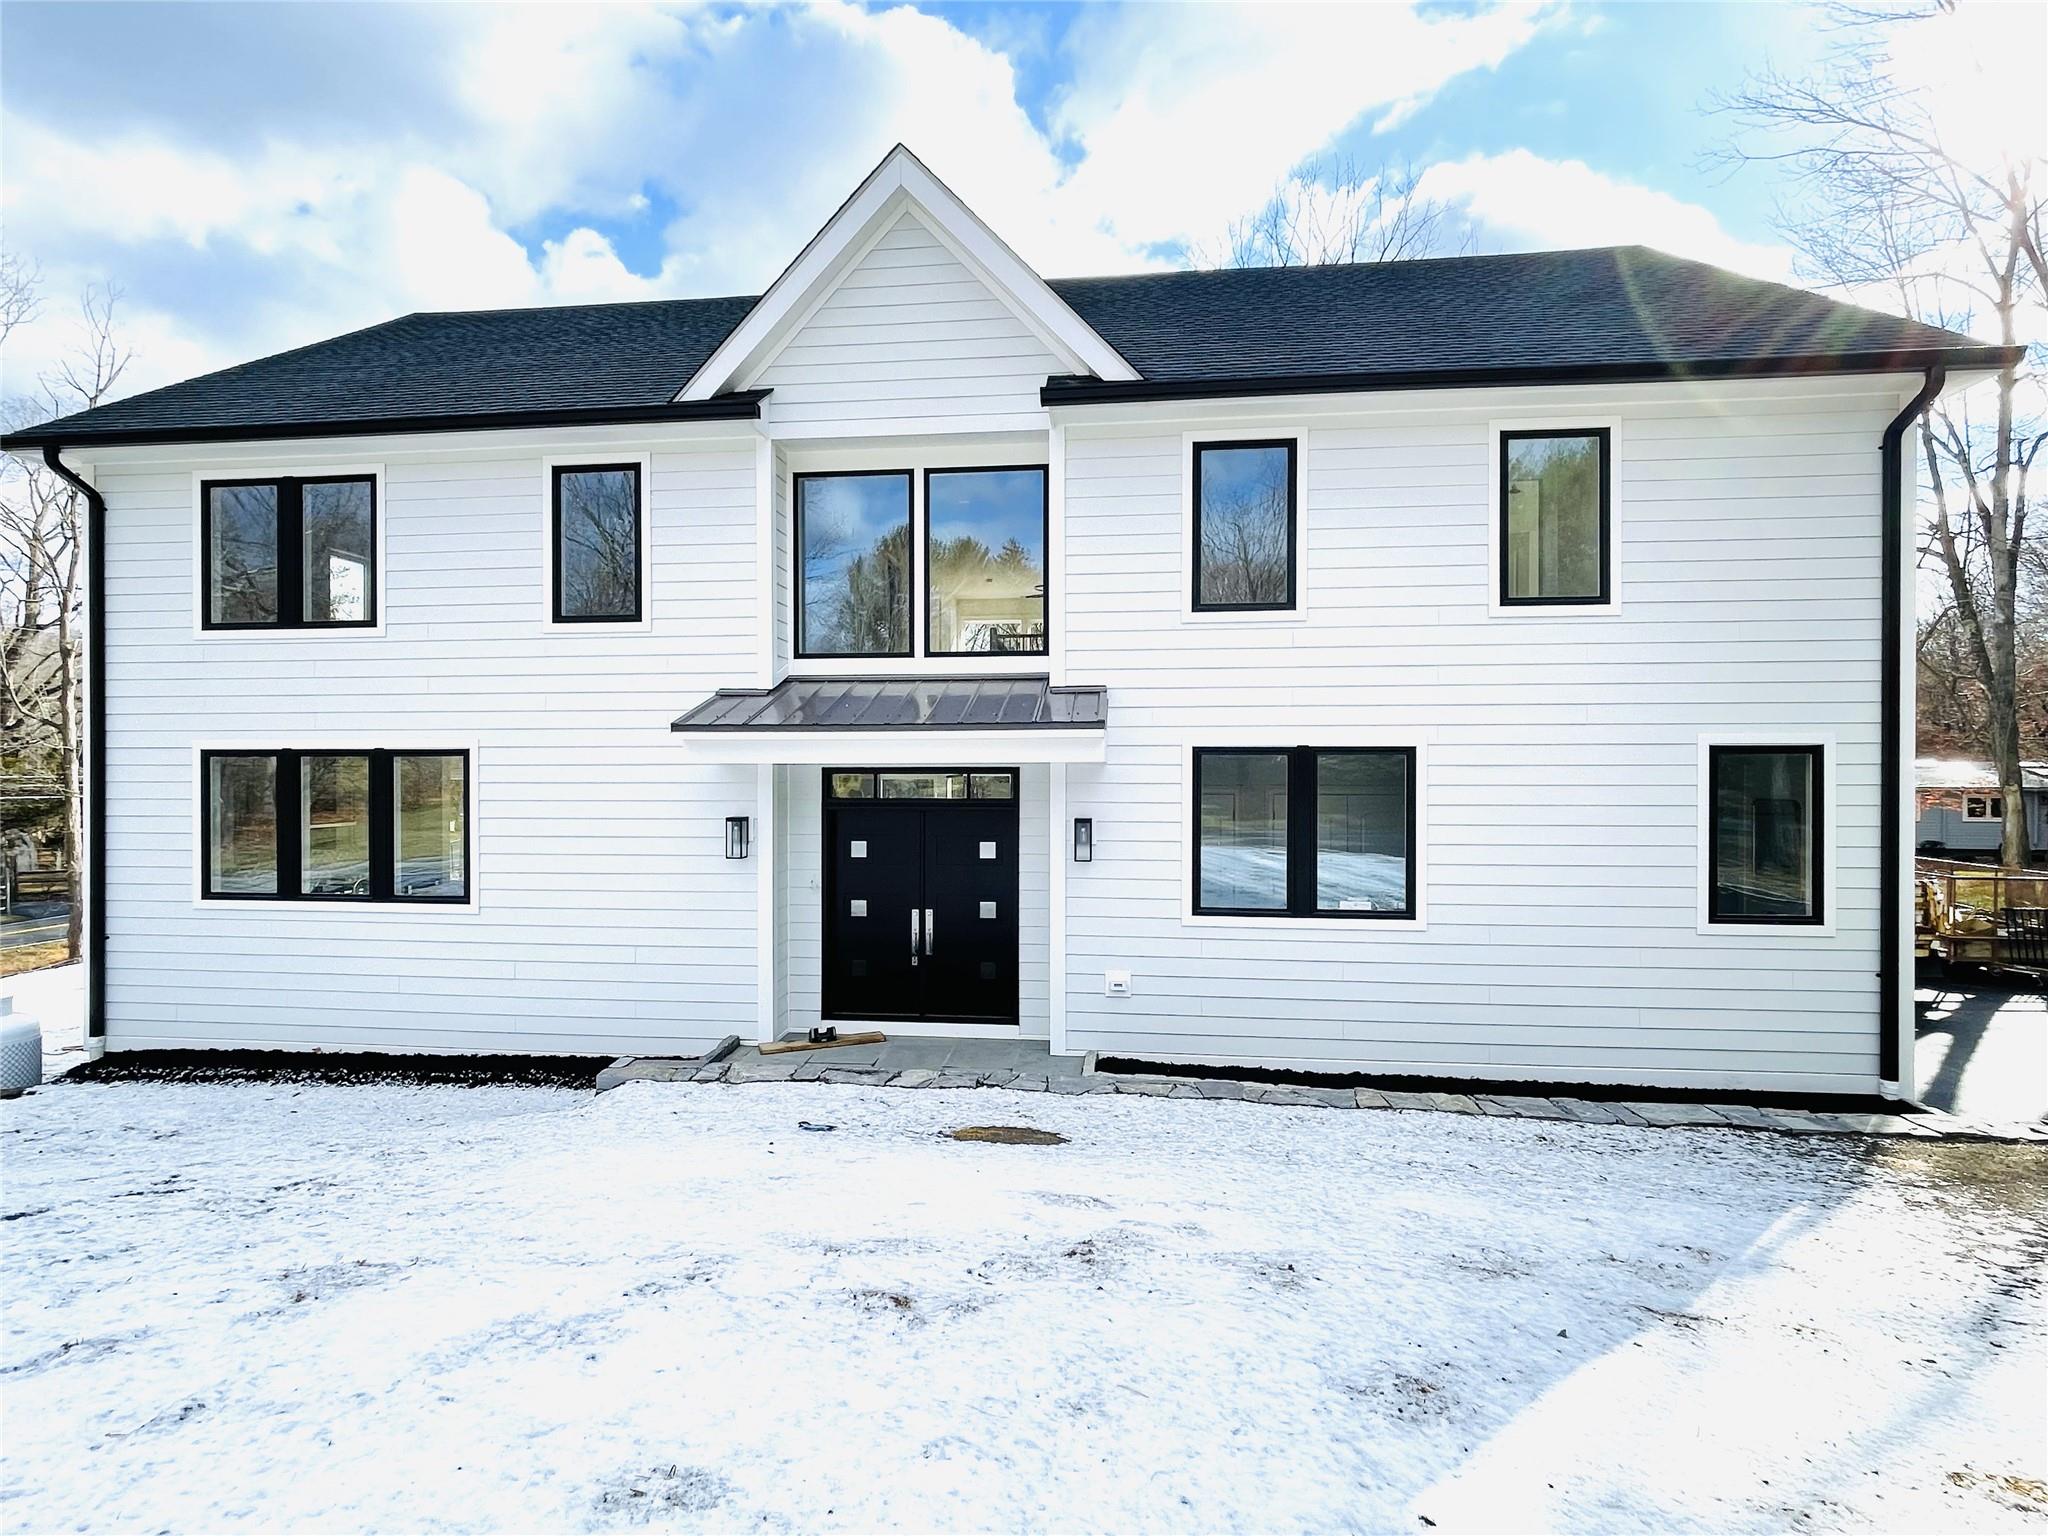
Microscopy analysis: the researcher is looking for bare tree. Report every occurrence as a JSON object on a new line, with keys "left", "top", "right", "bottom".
{"left": 2, "top": 280, "right": 131, "bottom": 958}
{"left": 1201, "top": 156, "right": 1475, "bottom": 269}
{"left": 1714, "top": 1, "right": 2045, "bottom": 866}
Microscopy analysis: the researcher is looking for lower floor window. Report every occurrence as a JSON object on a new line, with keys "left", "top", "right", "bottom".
{"left": 1194, "top": 747, "right": 1414, "bottom": 918}
{"left": 203, "top": 748, "right": 468, "bottom": 902}
{"left": 1708, "top": 744, "right": 1821, "bottom": 923}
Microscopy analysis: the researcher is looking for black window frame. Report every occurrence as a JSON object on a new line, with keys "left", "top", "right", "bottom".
{"left": 793, "top": 469, "right": 915, "bottom": 660}
{"left": 1497, "top": 427, "right": 1611, "bottom": 608}
{"left": 1192, "top": 746, "right": 1417, "bottom": 920}
{"left": 1706, "top": 743, "right": 1824, "bottom": 927}
{"left": 550, "top": 462, "right": 645, "bottom": 625}
{"left": 200, "top": 747, "right": 471, "bottom": 904}
{"left": 200, "top": 474, "right": 379, "bottom": 631}
{"left": 923, "top": 464, "right": 1051, "bottom": 658}
{"left": 1190, "top": 438, "right": 1298, "bottom": 614}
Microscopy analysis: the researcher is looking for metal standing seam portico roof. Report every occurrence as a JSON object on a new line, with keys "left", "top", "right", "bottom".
{"left": 671, "top": 675, "right": 1107, "bottom": 733}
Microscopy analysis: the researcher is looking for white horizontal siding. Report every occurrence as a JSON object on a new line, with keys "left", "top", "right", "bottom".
{"left": 1059, "top": 381, "right": 1899, "bottom": 1092}
{"left": 753, "top": 212, "right": 1063, "bottom": 438}
{"left": 96, "top": 436, "right": 762, "bottom": 1056}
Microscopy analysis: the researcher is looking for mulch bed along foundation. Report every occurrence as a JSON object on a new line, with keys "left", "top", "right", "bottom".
{"left": 61, "top": 1049, "right": 605, "bottom": 1089}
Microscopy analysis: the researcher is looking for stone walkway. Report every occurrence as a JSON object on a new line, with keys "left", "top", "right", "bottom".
{"left": 598, "top": 1036, "right": 2047, "bottom": 1143}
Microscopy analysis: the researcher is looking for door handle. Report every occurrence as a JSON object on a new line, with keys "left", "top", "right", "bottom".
{"left": 910, "top": 908, "right": 920, "bottom": 967}
{"left": 924, "top": 907, "right": 934, "bottom": 956}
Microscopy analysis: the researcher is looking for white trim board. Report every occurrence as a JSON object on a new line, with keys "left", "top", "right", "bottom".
{"left": 540, "top": 451, "right": 654, "bottom": 633}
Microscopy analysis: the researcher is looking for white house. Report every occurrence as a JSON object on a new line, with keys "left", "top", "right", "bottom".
{"left": 4, "top": 147, "right": 2017, "bottom": 1096}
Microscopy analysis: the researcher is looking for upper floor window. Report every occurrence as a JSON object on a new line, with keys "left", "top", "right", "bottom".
{"left": 1192, "top": 440, "right": 1295, "bottom": 612}
{"left": 1499, "top": 428, "right": 1609, "bottom": 606}
{"left": 926, "top": 467, "right": 1047, "bottom": 656}
{"left": 203, "top": 476, "right": 375, "bottom": 629}
{"left": 1193, "top": 746, "right": 1415, "bottom": 919}
{"left": 1707, "top": 744, "right": 1822, "bottom": 925}
{"left": 202, "top": 747, "right": 468, "bottom": 903}
{"left": 552, "top": 464, "right": 643, "bottom": 623}
{"left": 797, "top": 471, "right": 912, "bottom": 657}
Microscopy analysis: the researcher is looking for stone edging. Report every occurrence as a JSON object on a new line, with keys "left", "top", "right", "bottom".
{"left": 598, "top": 1053, "right": 2046, "bottom": 1143}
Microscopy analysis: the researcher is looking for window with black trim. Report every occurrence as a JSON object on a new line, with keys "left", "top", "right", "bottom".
{"left": 203, "top": 476, "right": 376, "bottom": 629}
{"left": 1499, "top": 428, "right": 1609, "bottom": 605}
{"left": 202, "top": 748, "right": 469, "bottom": 902}
{"left": 1193, "top": 747, "right": 1414, "bottom": 918}
{"left": 926, "top": 467, "right": 1047, "bottom": 655}
{"left": 552, "top": 464, "right": 643, "bottom": 622}
{"left": 1192, "top": 440, "right": 1295, "bottom": 611}
{"left": 796, "top": 471, "right": 912, "bottom": 657}
{"left": 1707, "top": 745, "right": 1821, "bottom": 924}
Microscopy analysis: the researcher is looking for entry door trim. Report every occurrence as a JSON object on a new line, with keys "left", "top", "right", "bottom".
{"left": 820, "top": 767, "right": 1021, "bottom": 1027}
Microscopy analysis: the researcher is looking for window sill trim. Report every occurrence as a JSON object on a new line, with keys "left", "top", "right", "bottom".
{"left": 1182, "top": 913, "right": 1426, "bottom": 933}
{"left": 1180, "top": 608, "right": 1310, "bottom": 627}
{"left": 193, "top": 623, "right": 389, "bottom": 642}
{"left": 1695, "top": 919, "right": 1836, "bottom": 938}
{"left": 194, "top": 897, "right": 481, "bottom": 916}
{"left": 1484, "top": 600, "right": 1622, "bottom": 619}
{"left": 544, "top": 617, "right": 654, "bottom": 635}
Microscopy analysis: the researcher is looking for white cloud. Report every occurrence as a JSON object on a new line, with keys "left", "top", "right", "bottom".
{"left": 1415, "top": 150, "right": 1797, "bottom": 283}
{"left": 1, "top": 0, "right": 1561, "bottom": 400}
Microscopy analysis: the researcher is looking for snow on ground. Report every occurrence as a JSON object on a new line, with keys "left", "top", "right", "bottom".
{"left": 3, "top": 1080, "right": 2043, "bottom": 1534}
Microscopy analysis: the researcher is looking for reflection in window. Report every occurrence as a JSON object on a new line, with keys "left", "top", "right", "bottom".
{"left": 301, "top": 755, "right": 371, "bottom": 896}
{"left": 970, "top": 773, "right": 1015, "bottom": 800}
{"left": 879, "top": 772, "right": 968, "bottom": 800}
{"left": 1193, "top": 442, "right": 1294, "bottom": 610}
{"left": 302, "top": 479, "right": 373, "bottom": 623}
{"left": 799, "top": 473, "right": 911, "bottom": 655}
{"left": 928, "top": 468, "right": 1046, "bottom": 654}
{"left": 1711, "top": 746, "right": 1821, "bottom": 922}
{"left": 1314, "top": 751, "right": 1409, "bottom": 914}
{"left": 1196, "top": 751, "right": 1289, "bottom": 910}
{"left": 829, "top": 772, "right": 876, "bottom": 799}
{"left": 208, "top": 483, "right": 280, "bottom": 625}
{"left": 555, "top": 465, "right": 641, "bottom": 621}
{"left": 395, "top": 754, "right": 466, "bottom": 898}
{"left": 1502, "top": 430, "right": 1607, "bottom": 603}
{"left": 207, "top": 755, "right": 277, "bottom": 895}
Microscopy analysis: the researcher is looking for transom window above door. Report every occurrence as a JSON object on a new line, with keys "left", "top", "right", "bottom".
{"left": 795, "top": 466, "right": 1047, "bottom": 660}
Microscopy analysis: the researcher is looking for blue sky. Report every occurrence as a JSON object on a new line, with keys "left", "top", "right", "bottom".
{"left": 0, "top": 1, "right": 2032, "bottom": 402}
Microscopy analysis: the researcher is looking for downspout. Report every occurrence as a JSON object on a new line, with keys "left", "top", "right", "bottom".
{"left": 1878, "top": 365, "right": 1944, "bottom": 1091}
{"left": 40, "top": 446, "right": 106, "bottom": 1051}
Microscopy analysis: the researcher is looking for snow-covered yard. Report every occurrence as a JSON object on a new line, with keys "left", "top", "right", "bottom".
{"left": 3, "top": 1079, "right": 2043, "bottom": 1534}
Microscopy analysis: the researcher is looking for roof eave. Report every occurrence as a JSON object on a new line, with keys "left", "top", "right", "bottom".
{"left": 1040, "top": 346, "right": 2026, "bottom": 406}
{"left": 0, "top": 391, "right": 770, "bottom": 454}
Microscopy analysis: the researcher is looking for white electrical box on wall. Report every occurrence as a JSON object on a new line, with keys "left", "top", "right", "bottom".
{"left": 1104, "top": 971, "right": 1132, "bottom": 997}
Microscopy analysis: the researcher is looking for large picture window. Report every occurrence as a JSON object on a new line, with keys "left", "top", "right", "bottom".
{"left": 201, "top": 748, "right": 469, "bottom": 903}
{"left": 797, "top": 471, "right": 912, "bottom": 657}
{"left": 1194, "top": 747, "right": 1414, "bottom": 918}
{"left": 203, "top": 476, "right": 376, "bottom": 629}
{"left": 1192, "top": 440, "right": 1296, "bottom": 612}
{"left": 1707, "top": 745, "right": 1822, "bottom": 924}
{"left": 1499, "top": 429, "right": 1609, "bottom": 606}
{"left": 926, "top": 467, "right": 1047, "bottom": 655}
{"left": 552, "top": 464, "right": 643, "bottom": 623}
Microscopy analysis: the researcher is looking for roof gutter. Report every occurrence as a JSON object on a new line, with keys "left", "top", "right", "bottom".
{"left": 0, "top": 392, "right": 768, "bottom": 454}
{"left": 38, "top": 447, "right": 106, "bottom": 1050}
{"left": 1879, "top": 363, "right": 1945, "bottom": 1092}
{"left": 1040, "top": 348, "right": 2019, "bottom": 407}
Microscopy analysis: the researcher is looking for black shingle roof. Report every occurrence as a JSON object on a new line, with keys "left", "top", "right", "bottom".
{"left": 4, "top": 245, "right": 2010, "bottom": 450}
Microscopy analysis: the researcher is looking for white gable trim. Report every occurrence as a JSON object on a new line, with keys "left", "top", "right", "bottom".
{"left": 675, "top": 145, "right": 1138, "bottom": 402}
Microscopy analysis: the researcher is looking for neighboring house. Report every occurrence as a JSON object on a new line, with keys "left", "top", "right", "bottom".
{"left": 1915, "top": 757, "right": 2048, "bottom": 860}
{"left": 2, "top": 147, "right": 2018, "bottom": 1096}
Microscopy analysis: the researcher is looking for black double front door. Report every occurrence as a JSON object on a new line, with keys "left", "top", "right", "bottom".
{"left": 823, "top": 771, "right": 1019, "bottom": 1025}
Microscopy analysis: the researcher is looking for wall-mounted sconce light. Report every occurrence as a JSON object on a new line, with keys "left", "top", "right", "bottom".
{"left": 1073, "top": 817, "right": 1093, "bottom": 863}
{"left": 726, "top": 815, "right": 751, "bottom": 860}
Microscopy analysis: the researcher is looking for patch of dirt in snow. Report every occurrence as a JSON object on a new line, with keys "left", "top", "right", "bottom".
{"left": 2, "top": 1080, "right": 2043, "bottom": 1534}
